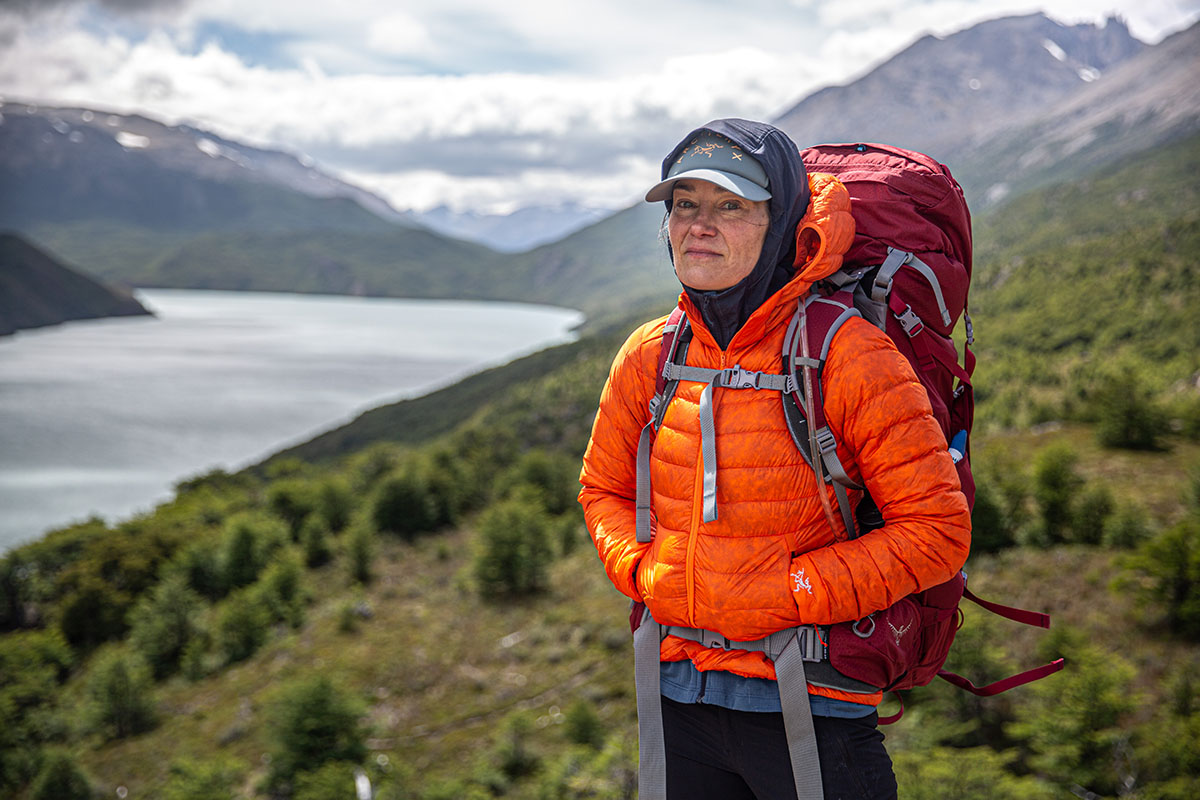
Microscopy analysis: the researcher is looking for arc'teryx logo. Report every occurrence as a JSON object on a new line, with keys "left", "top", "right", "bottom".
{"left": 888, "top": 620, "right": 913, "bottom": 646}
{"left": 791, "top": 569, "right": 813, "bottom": 595}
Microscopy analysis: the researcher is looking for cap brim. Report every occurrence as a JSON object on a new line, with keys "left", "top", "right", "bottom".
{"left": 644, "top": 168, "right": 772, "bottom": 203}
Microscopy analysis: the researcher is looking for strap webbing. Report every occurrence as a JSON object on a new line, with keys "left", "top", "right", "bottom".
{"left": 634, "top": 622, "right": 835, "bottom": 799}
{"left": 775, "top": 633, "right": 826, "bottom": 800}
{"left": 660, "top": 363, "right": 795, "bottom": 524}
{"left": 633, "top": 606, "right": 667, "bottom": 799}
{"left": 938, "top": 658, "right": 1066, "bottom": 697}
{"left": 635, "top": 421, "right": 654, "bottom": 544}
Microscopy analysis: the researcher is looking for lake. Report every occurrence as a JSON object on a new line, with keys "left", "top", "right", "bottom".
{"left": 0, "top": 289, "right": 584, "bottom": 551}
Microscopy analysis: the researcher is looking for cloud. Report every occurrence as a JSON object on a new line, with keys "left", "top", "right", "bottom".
{"left": 1, "top": 0, "right": 1197, "bottom": 215}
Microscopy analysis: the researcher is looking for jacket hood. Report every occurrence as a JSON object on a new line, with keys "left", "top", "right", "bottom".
{"left": 657, "top": 119, "right": 811, "bottom": 349}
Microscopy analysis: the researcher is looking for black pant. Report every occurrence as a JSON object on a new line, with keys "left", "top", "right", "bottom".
{"left": 662, "top": 696, "right": 898, "bottom": 800}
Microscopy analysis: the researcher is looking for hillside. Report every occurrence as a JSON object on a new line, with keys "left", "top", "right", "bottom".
{"left": 0, "top": 233, "right": 151, "bottom": 336}
{"left": 1, "top": 125, "right": 1199, "bottom": 798}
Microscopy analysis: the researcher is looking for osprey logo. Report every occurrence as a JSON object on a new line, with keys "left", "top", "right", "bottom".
{"left": 888, "top": 620, "right": 913, "bottom": 646}
{"left": 792, "top": 569, "right": 813, "bottom": 595}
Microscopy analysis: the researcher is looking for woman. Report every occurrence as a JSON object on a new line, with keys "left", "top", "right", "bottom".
{"left": 578, "top": 118, "right": 970, "bottom": 799}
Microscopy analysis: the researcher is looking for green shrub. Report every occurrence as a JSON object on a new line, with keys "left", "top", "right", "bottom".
{"left": 214, "top": 588, "right": 270, "bottom": 664}
{"left": 221, "top": 513, "right": 287, "bottom": 590}
{"left": 1091, "top": 368, "right": 1170, "bottom": 450}
{"left": 1128, "top": 517, "right": 1200, "bottom": 639}
{"left": 346, "top": 522, "right": 374, "bottom": 586}
{"left": 564, "top": 699, "right": 604, "bottom": 748}
{"left": 892, "top": 745, "right": 1055, "bottom": 800}
{"left": 84, "top": 648, "right": 156, "bottom": 739}
{"left": 495, "top": 450, "right": 580, "bottom": 516}
{"left": 300, "top": 515, "right": 333, "bottom": 568}
{"left": 969, "top": 480, "right": 1017, "bottom": 554}
{"left": 316, "top": 478, "right": 354, "bottom": 533}
{"left": 265, "top": 675, "right": 367, "bottom": 789}
{"left": 1031, "top": 443, "right": 1084, "bottom": 546}
{"left": 128, "top": 572, "right": 204, "bottom": 678}
{"left": 1071, "top": 482, "right": 1114, "bottom": 545}
{"left": 293, "top": 761, "right": 365, "bottom": 800}
{"left": 30, "top": 750, "right": 93, "bottom": 800}
{"left": 1007, "top": 636, "right": 1137, "bottom": 796}
{"left": 166, "top": 539, "right": 227, "bottom": 600}
{"left": 253, "top": 551, "right": 307, "bottom": 628}
{"left": 267, "top": 479, "right": 319, "bottom": 539}
{"left": 474, "top": 493, "right": 553, "bottom": 597}
{"left": 1102, "top": 501, "right": 1152, "bottom": 549}
{"left": 163, "top": 756, "right": 244, "bottom": 800}
{"left": 370, "top": 468, "right": 436, "bottom": 540}
{"left": 491, "top": 712, "right": 540, "bottom": 781}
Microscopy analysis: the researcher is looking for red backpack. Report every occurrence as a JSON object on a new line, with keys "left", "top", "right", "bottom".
{"left": 638, "top": 143, "right": 1062, "bottom": 721}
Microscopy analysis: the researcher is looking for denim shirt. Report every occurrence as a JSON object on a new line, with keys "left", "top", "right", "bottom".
{"left": 660, "top": 660, "right": 875, "bottom": 719}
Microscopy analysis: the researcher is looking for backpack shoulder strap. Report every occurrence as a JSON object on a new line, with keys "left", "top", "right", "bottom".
{"left": 782, "top": 291, "right": 864, "bottom": 539}
{"left": 636, "top": 307, "right": 691, "bottom": 544}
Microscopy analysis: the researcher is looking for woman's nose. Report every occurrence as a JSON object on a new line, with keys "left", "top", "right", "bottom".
{"left": 689, "top": 206, "right": 718, "bottom": 235}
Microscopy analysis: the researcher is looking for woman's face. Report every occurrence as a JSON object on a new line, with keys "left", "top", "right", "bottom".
{"left": 668, "top": 180, "right": 770, "bottom": 291}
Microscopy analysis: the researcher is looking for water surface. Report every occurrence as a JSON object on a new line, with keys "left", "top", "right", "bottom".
{"left": 0, "top": 289, "right": 583, "bottom": 550}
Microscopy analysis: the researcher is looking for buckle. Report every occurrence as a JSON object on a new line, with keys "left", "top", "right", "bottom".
{"left": 720, "top": 365, "right": 757, "bottom": 389}
{"left": 701, "top": 630, "right": 731, "bottom": 650}
{"left": 894, "top": 304, "right": 925, "bottom": 337}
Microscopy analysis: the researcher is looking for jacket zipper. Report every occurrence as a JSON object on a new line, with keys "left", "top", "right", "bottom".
{"left": 685, "top": 349, "right": 728, "bottom": 626}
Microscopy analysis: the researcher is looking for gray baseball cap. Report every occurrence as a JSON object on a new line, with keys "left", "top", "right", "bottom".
{"left": 645, "top": 130, "right": 771, "bottom": 203}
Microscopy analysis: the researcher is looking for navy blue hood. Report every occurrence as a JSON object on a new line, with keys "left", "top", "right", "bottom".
{"left": 656, "top": 118, "right": 810, "bottom": 349}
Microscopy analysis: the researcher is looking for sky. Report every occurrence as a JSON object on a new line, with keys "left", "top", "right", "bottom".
{"left": 1, "top": 0, "right": 1197, "bottom": 215}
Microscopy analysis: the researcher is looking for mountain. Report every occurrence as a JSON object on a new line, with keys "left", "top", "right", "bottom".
{"left": 0, "top": 233, "right": 151, "bottom": 336}
{"left": 0, "top": 102, "right": 410, "bottom": 233}
{"left": 512, "top": 15, "right": 1198, "bottom": 321}
{"left": 413, "top": 203, "right": 614, "bottom": 252}
{"left": 0, "top": 101, "right": 515, "bottom": 297}
{"left": 773, "top": 13, "right": 1145, "bottom": 166}
{"left": 2, "top": 14, "right": 1195, "bottom": 321}
{"left": 952, "top": 20, "right": 1200, "bottom": 207}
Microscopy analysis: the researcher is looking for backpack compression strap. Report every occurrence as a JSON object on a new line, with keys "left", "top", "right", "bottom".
{"left": 633, "top": 605, "right": 849, "bottom": 800}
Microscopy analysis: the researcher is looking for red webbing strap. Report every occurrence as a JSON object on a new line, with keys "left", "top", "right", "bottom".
{"left": 655, "top": 307, "right": 688, "bottom": 402}
{"left": 878, "top": 692, "right": 904, "bottom": 725}
{"left": 963, "top": 587, "right": 1050, "bottom": 629}
{"left": 630, "top": 600, "right": 646, "bottom": 633}
{"left": 937, "top": 659, "right": 1066, "bottom": 697}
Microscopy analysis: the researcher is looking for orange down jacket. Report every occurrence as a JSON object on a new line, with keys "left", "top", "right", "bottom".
{"left": 578, "top": 173, "right": 972, "bottom": 695}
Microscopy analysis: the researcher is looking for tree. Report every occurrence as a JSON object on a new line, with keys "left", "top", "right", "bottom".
{"left": 1030, "top": 443, "right": 1084, "bottom": 546}
{"left": 267, "top": 479, "right": 319, "bottom": 539}
{"left": 1091, "top": 367, "right": 1169, "bottom": 451}
{"left": 300, "top": 515, "right": 333, "bottom": 568}
{"left": 370, "top": 468, "right": 436, "bottom": 540}
{"left": 84, "top": 648, "right": 156, "bottom": 739}
{"left": 1128, "top": 517, "right": 1200, "bottom": 639}
{"left": 266, "top": 675, "right": 367, "bottom": 789}
{"left": 30, "top": 750, "right": 94, "bottom": 800}
{"left": 128, "top": 572, "right": 203, "bottom": 678}
{"left": 474, "top": 493, "right": 553, "bottom": 597}
{"left": 1007, "top": 634, "right": 1136, "bottom": 796}
{"left": 163, "top": 757, "right": 244, "bottom": 800}
{"left": 214, "top": 588, "right": 270, "bottom": 664}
